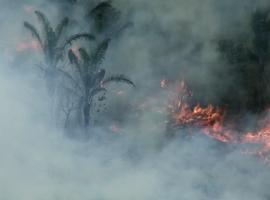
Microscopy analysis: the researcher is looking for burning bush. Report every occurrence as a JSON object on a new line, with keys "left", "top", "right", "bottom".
{"left": 162, "top": 79, "right": 270, "bottom": 163}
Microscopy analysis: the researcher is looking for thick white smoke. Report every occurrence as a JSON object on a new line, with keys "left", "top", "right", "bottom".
{"left": 0, "top": 65, "right": 269, "bottom": 199}
{"left": 1, "top": 0, "right": 270, "bottom": 199}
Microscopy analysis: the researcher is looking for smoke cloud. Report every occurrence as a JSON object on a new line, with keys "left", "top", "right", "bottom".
{"left": 1, "top": 0, "right": 270, "bottom": 199}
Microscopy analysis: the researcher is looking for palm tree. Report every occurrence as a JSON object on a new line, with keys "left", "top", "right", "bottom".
{"left": 24, "top": 10, "right": 95, "bottom": 93}
{"left": 87, "top": 0, "right": 132, "bottom": 39}
{"left": 65, "top": 39, "right": 135, "bottom": 129}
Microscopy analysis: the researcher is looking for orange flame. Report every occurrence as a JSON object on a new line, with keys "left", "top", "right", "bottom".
{"left": 164, "top": 79, "right": 270, "bottom": 162}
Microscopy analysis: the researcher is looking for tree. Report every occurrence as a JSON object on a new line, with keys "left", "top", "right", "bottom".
{"left": 65, "top": 39, "right": 135, "bottom": 129}
{"left": 218, "top": 8, "right": 270, "bottom": 113}
{"left": 87, "top": 0, "right": 132, "bottom": 39}
{"left": 24, "top": 10, "right": 95, "bottom": 94}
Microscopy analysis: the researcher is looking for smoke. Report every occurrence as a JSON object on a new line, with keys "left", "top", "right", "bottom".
{"left": 105, "top": 0, "right": 270, "bottom": 106}
{"left": 1, "top": 69, "right": 270, "bottom": 199}
{"left": 1, "top": 66, "right": 270, "bottom": 200}
{"left": 1, "top": 0, "right": 270, "bottom": 199}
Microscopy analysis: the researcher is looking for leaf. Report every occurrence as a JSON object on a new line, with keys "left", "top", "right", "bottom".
{"left": 102, "top": 74, "right": 135, "bottom": 87}
{"left": 68, "top": 49, "right": 83, "bottom": 79}
{"left": 55, "top": 17, "right": 69, "bottom": 42}
{"left": 78, "top": 48, "right": 90, "bottom": 64}
{"left": 63, "top": 33, "right": 95, "bottom": 49}
{"left": 88, "top": 0, "right": 120, "bottom": 32}
{"left": 23, "top": 22, "right": 43, "bottom": 48}
{"left": 90, "top": 39, "right": 110, "bottom": 66}
{"left": 68, "top": 49, "right": 79, "bottom": 65}
{"left": 89, "top": 1, "right": 113, "bottom": 17}
{"left": 35, "top": 10, "right": 55, "bottom": 40}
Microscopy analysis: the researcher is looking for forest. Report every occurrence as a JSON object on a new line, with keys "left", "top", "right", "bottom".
{"left": 1, "top": 0, "right": 270, "bottom": 199}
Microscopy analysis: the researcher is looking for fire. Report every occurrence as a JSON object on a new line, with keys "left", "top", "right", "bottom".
{"left": 242, "top": 120, "right": 270, "bottom": 161}
{"left": 163, "top": 79, "right": 270, "bottom": 162}
{"left": 165, "top": 80, "right": 233, "bottom": 142}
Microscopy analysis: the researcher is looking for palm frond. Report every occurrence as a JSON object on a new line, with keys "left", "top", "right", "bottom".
{"left": 23, "top": 22, "right": 43, "bottom": 48}
{"left": 55, "top": 17, "right": 69, "bottom": 42}
{"left": 68, "top": 49, "right": 83, "bottom": 78}
{"left": 63, "top": 33, "right": 95, "bottom": 49}
{"left": 88, "top": 1, "right": 120, "bottom": 32}
{"left": 78, "top": 48, "right": 90, "bottom": 63}
{"left": 90, "top": 39, "right": 110, "bottom": 66}
{"left": 35, "top": 10, "right": 50, "bottom": 28}
{"left": 34, "top": 10, "right": 54, "bottom": 39}
{"left": 89, "top": 1, "right": 113, "bottom": 17}
{"left": 68, "top": 49, "right": 79, "bottom": 65}
{"left": 102, "top": 74, "right": 135, "bottom": 87}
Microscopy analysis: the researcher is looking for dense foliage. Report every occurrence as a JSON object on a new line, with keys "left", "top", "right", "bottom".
{"left": 218, "top": 9, "right": 270, "bottom": 113}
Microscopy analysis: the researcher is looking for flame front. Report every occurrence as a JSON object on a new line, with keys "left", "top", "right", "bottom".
{"left": 166, "top": 80, "right": 233, "bottom": 142}
{"left": 163, "top": 79, "right": 270, "bottom": 162}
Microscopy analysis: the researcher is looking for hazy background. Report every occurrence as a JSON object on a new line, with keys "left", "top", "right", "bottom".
{"left": 1, "top": 0, "right": 270, "bottom": 199}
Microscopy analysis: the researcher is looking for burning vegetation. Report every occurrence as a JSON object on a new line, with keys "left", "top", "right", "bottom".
{"left": 4, "top": 1, "right": 270, "bottom": 199}
{"left": 153, "top": 8, "right": 270, "bottom": 163}
{"left": 14, "top": 1, "right": 270, "bottom": 163}
{"left": 162, "top": 79, "right": 270, "bottom": 162}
